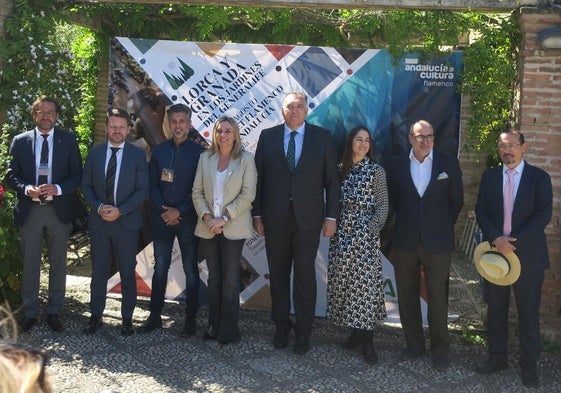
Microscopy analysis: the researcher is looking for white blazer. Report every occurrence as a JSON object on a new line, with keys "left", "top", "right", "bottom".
{"left": 192, "top": 149, "right": 257, "bottom": 240}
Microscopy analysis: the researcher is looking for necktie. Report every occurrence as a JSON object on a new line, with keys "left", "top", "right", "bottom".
{"left": 38, "top": 134, "right": 49, "bottom": 185}
{"left": 106, "top": 147, "right": 119, "bottom": 206}
{"left": 287, "top": 131, "right": 297, "bottom": 172}
{"left": 503, "top": 168, "right": 516, "bottom": 236}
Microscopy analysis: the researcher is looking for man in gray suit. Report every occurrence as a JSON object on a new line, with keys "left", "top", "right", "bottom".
{"left": 81, "top": 108, "right": 148, "bottom": 336}
{"left": 6, "top": 95, "right": 82, "bottom": 333}
{"left": 253, "top": 91, "right": 340, "bottom": 355}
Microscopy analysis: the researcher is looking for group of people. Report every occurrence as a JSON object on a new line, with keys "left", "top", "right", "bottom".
{"left": 6, "top": 92, "right": 552, "bottom": 388}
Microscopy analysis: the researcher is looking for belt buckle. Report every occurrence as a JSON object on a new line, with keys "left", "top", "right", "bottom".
{"left": 39, "top": 199, "right": 48, "bottom": 206}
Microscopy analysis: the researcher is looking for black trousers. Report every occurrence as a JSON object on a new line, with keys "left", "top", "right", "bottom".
{"left": 393, "top": 246, "right": 451, "bottom": 356}
{"left": 264, "top": 206, "right": 320, "bottom": 339}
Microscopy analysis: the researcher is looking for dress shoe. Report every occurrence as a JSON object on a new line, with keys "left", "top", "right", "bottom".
{"left": 361, "top": 330, "right": 377, "bottom": 365}
{"left": 83, "top": 316, "right": 103, "bottom": 335}
{"left": 46, "top": 314, "right": 65, "bottom": 332}
{"left": 293, "top": 337, "right": 310, "bottom": 355}
{"left": 180, "top": 315, "right": 196, "bottom": 338}
{"left": 475, "top": 357, "right": 508, "bottom": 374}
{"left": 203, "top": 326, "right": 218, "bottom": 340}
{"left": 521, "top": 366, "right": 539, "bottom": 388}
{"left": 120, "top": 318, "right": 135, "bottom": 336}
{"left": 137, "top": 315, "right": 162, "bottom": 334}
{"left": 342, "top": 328, "right": 361, "bottom": 351}
{"left": 399, "top": 347, "right": 426, "bottom": 361}
{"left": 20, "top": 317, "right": 37, "bottom": 333}
{"left": 432, "top": 354, "right": 450, "bottom": 371}
{"left": 272, "top": 328, "right": 290, "bottom": 349}
{"left": 218, "top": 336, "right": 240, "bottom": 346}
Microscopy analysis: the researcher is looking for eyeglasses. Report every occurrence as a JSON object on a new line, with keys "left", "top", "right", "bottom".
{"left": 0, "top": 342, "right": 48, "bottom": 386}
{"left": 410, "top": 133, "right": 434, "bottom": 142}
{"left": 498, "top": 143, "right": 521, "bottom": 150}
{"left": 35, "top": 111, "right": 57, "bottom": 117}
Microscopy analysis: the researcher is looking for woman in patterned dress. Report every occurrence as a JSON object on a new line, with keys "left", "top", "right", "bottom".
{"left": 327, "top": 125, "right": 389, "bottom": 365}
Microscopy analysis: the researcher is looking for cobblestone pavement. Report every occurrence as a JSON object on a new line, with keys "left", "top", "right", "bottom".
{"left": 15, "top": 251, "right": 561, "bottom": 393}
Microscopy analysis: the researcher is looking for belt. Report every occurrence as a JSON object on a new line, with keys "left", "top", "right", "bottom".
{"left": 33, "top": 200, "right": 53, "bottom": 205}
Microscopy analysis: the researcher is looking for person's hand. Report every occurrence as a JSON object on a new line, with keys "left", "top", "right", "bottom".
{"left": 26, "top": 185, "right": 42, "bottom": 199}
{"left": 322, "top": 219, "right": 336, "bottom": 237}
{"left": 253, "top": 217, "right": 264, "bottom": 236}
{"left": 492, "top": 236, "right": 517, "bottom": 255}
{"left": 38, "top": 183, "right": 57, "bottom": 198}
{"left": 205, "top": 217, "right": 224, "bottom": 234}
{"left": 99, "top": 205, "right": 121, "bottom": 222}
{"left": 161, "top": 205, "right": 181, "bottom": 226}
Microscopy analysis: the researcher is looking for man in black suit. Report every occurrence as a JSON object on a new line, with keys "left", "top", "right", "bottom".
{"left": 475, "top": 129, "right": 552, "bottom": 388}
{"left": 81, "top": 108, "right": 149, "bottom": 336}
{"left": 6, "top": 95, "right": 82, "bottom": 333}
{"left": 387, "top": 120, "right": 464, "bottom": 371}
{"left": 253, "top": 91, "right": 340, "bottom": 355}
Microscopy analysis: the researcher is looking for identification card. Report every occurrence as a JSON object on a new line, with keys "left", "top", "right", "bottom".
{"left": 37, "top": 164, "right": 51, "bottom": 177}
{"left": 161, "top": 168, "right": 174, "bottom": 182}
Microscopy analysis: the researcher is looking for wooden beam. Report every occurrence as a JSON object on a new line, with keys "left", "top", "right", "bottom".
{"left": 89, "top": 0, "right": 530, "bottom": 12}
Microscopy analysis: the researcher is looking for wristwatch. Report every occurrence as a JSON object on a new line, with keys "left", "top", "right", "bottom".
{"left": 222, "top": 215, "right": 229, "bottom": 222}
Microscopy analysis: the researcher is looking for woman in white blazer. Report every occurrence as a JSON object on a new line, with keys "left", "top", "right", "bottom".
{"left": 192, "top": 116, "right": 257, "bottom": 344}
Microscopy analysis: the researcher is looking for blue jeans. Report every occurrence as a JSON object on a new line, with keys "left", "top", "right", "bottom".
{"left": 202, "top": 235, "right": 245, "bottom": 342}
{"left": 150, "top": 223, "right": 199, "bottom": 316}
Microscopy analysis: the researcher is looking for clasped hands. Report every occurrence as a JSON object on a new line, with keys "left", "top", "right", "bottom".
{"left": 492, "top": 235, "right": 517, "bottom": 254}
{"left": 27, "top": 184, "right": 57, "bottom": 199}
{"left": 161, "top": 205, "right": 181, "bottom": 226}
{"left": 203, "top": 213, "right": 225, "bottom": 234}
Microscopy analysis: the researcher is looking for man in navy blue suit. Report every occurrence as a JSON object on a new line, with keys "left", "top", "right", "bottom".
{"left": 253, "top": 91, "right": 340, "bottom": 355}
{"left": 81, "top": 108, "right": 148, "bottom": 336}
{"left": 387, "top": 120, "right": 463, "bottom": 371}
{"left": 6, "top": 95, "right": 82, "bottom": 333}
{"left": 475, "top": 129, "right": 552, "bottom": 388}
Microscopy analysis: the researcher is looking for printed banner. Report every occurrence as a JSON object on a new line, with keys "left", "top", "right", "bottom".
{"left": 107, "top": 38, "right": 462, "bottom": 320}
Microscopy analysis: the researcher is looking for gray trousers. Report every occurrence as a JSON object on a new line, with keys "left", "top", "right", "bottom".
{"left": 19, "top": 203, "right": 72, "bottom": 318}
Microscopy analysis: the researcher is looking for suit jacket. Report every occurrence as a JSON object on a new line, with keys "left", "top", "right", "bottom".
{"left": 81, "top": 142, "right": 149, "bottom": 231}
{"left": 193, "top": 150, "right": 257, "bottom": 240}
{"left": 5, "top": 128, "right": 82, "bottom": 226}
{"left": 387, "top": 150, "right": 464, "bottom": 253}
{"left": 475, "top": 161, "right": 552, "bottom": 272}
{"left": 252, "top": 122, "right": 340, "bottom": 231}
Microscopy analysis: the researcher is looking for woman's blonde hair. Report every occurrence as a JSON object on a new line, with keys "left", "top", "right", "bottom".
{"left": 209, "top": 116, "right": 242, "bottom": 159}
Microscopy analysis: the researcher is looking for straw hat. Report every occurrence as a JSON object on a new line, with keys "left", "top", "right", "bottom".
{"left": 473, "top": 241, "right": 521, "bottom": 286}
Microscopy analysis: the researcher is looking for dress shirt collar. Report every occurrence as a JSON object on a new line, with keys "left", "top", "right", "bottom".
{"left": 409, "top": 148, "right": 433, "bottom": 164}
{"left": 284, "top": 123, "right": 305, "bottom": 136}
{"left": 503, "top": 160, "right": 524, "bottom": 175}
{"left": 35, "top": 127, "right": 54, "bottom": 139}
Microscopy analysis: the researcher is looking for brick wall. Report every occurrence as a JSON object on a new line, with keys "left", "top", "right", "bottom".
{"left": 516, "top": 9, "right": 561, "bottom": 341}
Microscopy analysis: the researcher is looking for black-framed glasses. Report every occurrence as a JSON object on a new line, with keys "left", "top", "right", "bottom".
{"left": 410, "top": 133, "right": 435, "bottom": 142}
{"left": 498, "top": 143, "right": 522, "bottom": 151}
{"left": 0, "top": 342, "right": 49, "bottom": 387}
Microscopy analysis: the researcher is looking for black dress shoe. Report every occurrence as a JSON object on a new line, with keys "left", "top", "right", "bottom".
{"left": 293, "top": 337, "right": 310, "bottom": 355}
{"left": 361, "top": 330, "right": 377, "bottom": 365}
{"left": 20, "top": 317, "right": 37, "bottom": 333}
{"left": 433, "top": 354, "right": 450, "bottom": 371}
{"left": 121, "top": 318, "right": 135, "bottom": 336}
{"left": 203, "top": 326, "right": 218, "bottom": 340}
{"left": 137, "top": 315, "right": 162, "bottom": 334}
{"left": 521, "top": 366, "right": 539, "bottom": 388}
{"left": 342, "top": 328, "right": 361, "bottom": 351}
{"left": 46, "top": 314, "right": 65, "bottom": 332}
{"left": 180, "top": 315, "right": 197, "bottom": 338}
{"left": 476, "top": 357, "right": 508, "bottom": 374}
{"left": 83, "top": 316, "right": 103, "bottom": 335}
{"left": 272, "top": 328, "right": 290, "bottom": 349}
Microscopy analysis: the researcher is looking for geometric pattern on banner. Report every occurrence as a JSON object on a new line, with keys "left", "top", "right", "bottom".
{"left": 287, "top": 46, "right": 341, "bottom": 98}
{"left": 335, "top": 47, "right": 368, "bottom": 66}
{"left": 265, "top": 44, "right": 295, "bottom": 61}
{"left": 197, "top": 42, "right": 227, "bottom": 58}
{"left": 130, "top": 38, "right": 158, "bottom": 55}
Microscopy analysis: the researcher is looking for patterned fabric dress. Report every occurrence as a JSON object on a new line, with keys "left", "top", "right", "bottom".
{"left": 327, "top": 157, "right": 389, "bottom": 330}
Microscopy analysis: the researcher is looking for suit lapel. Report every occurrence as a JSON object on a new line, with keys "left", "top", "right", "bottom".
{"left": 297, "top": 123, "right": 314, "bottom": 172}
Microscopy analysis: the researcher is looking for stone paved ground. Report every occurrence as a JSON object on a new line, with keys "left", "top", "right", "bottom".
{"left": 14, "top": 250, "right": 561, "bottom": 392}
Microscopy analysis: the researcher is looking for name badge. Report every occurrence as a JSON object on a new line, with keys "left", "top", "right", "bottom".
{"left": 161, "top": 168, "right": 174, "bottom": 182}
{"left": 38, "top": 163, "right": 51, "bottom": 177}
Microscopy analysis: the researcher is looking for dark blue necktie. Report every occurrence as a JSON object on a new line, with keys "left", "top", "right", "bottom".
{"left": 287, "top": 131, "right": 297, "bottom": 172}
{"left": 38, "top": 134, "right": 49, "bottom": 185}
{"left": 105, "top": 147, "right": 119, "bottom": 206}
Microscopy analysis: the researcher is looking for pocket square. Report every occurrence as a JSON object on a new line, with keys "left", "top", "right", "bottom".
{"left": 437, "top": 172, "right": 449, "bottom": 180}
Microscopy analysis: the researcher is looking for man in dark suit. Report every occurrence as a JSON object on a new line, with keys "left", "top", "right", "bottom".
{"left": 6, "top": 95, "right": 82, "bottom": 333}
{"left": 81, "top": 108, "right": 149, "bottom": 336}
{"left": 475, "top": 129, "right": 552, "bottom": 388}
{"left": 387, "top": 120, "right": 464, "bottom": 371}
{"left": 137, "top": 103, "right": 204, "bottom": 337}
{"left": 253, "top": 91, "right": 340, "bottom": 355}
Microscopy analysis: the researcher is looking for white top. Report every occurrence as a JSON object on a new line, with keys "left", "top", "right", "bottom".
{"left": 212, "top": 168, "right": 228, "bottom": 218}
{"left": 409, "top": 149, "right": 433, "bottom": 197}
